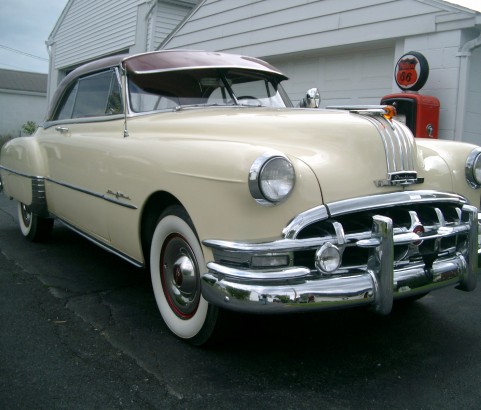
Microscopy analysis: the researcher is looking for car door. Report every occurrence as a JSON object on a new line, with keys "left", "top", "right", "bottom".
{"left": 39, "top": 69, "right": 124, "bottom": 243}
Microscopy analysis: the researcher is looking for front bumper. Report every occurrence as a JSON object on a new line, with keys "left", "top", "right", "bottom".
{"left": 201, "top": 192, "right": 478, "bottom": 315}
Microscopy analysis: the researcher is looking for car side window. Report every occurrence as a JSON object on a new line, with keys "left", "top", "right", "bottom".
{"left": 54, "top": 69, "right": 123, "bottom": 120}
{"left": 56, "top": 82, "right": 78, "bottom": 120}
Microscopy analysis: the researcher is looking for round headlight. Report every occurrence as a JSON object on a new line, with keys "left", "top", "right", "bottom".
{"left": 466, "top": 148, "right": 481, "bottom": 189}
{"left": 249, "top": 153, "right": 295, "bottom": 205}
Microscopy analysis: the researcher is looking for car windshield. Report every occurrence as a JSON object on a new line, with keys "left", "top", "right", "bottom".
{"left": 128, "top": 68, "right": 292, "bottom": 113}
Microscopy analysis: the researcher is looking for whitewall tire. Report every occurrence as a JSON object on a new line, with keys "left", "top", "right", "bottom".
{"left": 150, "top": 206, "right": 218, "bottom": 345}
{"left": 17, "top": 202, "right": 53, "bottom": 242}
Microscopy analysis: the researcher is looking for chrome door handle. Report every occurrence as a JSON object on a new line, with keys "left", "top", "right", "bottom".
{"left": 55, "top": 126, "right": 69, "bottom": 134}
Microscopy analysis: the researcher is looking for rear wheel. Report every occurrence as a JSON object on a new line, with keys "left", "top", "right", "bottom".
{"left": 150, "top": 206, "right": 219, "bottom": 345}
{"left": 17, "top": 202, "right": 53, "bottom": 242}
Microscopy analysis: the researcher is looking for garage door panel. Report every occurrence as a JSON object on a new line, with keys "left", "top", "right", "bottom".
{"left": 272, "top": 46, "right": 394, "bottom": 106}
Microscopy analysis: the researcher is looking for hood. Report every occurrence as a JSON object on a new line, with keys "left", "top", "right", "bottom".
{"left": 129, "top": 107, "right": 451, "bottom": 204}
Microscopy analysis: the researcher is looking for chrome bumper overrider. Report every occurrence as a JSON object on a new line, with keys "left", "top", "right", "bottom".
{"left": 479, "top": 212, "right": 481, "bottom": 255}
{"left": 201, "top": 194, "right": 479, "bottom": 315}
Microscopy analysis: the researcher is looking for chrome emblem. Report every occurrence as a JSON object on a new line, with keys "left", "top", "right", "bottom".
{"left": 375, "top": 171, "right": 424, "bottom": 187}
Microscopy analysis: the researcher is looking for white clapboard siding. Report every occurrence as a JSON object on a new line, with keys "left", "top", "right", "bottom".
{"left": 162, "top": 0, "right": 443, "bottom": 56}
{"left": 153, "top": 1, "right": 195, "bottom": 48}
{"left": 53, "top": 0, "right": 138, "bottom": 69}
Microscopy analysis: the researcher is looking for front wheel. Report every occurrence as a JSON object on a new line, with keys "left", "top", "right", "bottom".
{"left": 17, "top": 202, "right": 54, "bottom": 242}
{"left": 150, "top": 206, "right": 219, "bottom": 345}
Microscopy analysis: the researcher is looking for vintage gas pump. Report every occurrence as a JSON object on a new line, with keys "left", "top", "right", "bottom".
{"left": 381, "top": 51, "right": 440, "bottom": 138}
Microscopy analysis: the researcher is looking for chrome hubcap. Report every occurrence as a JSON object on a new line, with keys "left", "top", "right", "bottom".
{"left": 20, "top": 204, "right": 31, "bottom": 228}
{"left": 160, "top": 233, "right": 200, "bottom": 319}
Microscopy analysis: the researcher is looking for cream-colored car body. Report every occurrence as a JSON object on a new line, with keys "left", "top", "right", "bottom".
{"left": 2, "top": 106, "right": 479, "bottom": 263}
{"left": 1, "top": 51, "right": 480, "bottom": 343}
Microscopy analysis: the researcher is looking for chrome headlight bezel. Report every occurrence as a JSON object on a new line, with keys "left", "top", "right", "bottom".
{"left": 249, "top": 152, "right": 296, "bottom": 206}
{"left": 466, "top": 147, "right": 481, "bottom": 189}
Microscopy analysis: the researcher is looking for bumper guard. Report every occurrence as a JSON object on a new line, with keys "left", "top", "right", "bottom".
{"left": 201, "top": 205, "right": 478, "bottom": 314}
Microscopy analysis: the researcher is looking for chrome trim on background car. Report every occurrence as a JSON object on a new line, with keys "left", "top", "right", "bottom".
{"left": 466, "top": 147, "right": 481, "bottom": 189}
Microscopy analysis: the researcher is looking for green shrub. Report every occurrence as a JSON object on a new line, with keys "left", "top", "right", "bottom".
{"left": 21, "top": 121, "right": 38, "bottom": 135}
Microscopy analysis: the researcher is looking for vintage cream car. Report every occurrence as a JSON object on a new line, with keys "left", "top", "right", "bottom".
{"left": 1, "top": 50, "right": 480, "bottom": 345}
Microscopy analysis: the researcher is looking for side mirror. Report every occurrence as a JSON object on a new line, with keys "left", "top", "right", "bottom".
{"left": 299, "top": 88, "right": 320, "bottom": 108}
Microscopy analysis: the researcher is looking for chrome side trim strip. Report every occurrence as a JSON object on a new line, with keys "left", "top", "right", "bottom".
{"left": 47, "top": 177, "right": 138, "bottom": 210}
{"left": 0, "top": 165, "right": 43, "bottom": 180}
{"left": 57, "top": 217, "right": 144, "bottom": 268}
{"left": 0, "top": 166, "right": 138, "bottom": 210}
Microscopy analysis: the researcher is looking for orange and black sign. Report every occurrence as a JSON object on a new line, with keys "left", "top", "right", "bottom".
{"left": 394, "top": 51, "right": 429, "bottom": 92}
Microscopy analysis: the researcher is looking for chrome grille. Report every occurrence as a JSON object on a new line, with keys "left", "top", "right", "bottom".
{"left": 293, "top": 194, "right": 470, "bottom": 272}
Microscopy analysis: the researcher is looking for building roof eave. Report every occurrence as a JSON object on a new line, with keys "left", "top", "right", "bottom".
{"left": 436, "top": 11, "right": 481, "bottom": 30}
{"left": 46, "top": 0, "right": 74, "bottom": 45}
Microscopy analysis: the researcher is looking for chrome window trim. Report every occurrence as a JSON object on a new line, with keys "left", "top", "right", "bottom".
{"left": 43, "top": 114, "right": 125, "bottom": 129}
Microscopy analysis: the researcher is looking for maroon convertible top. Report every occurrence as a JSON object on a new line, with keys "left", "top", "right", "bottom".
{"left": 45, "top": 50, "right": 287, "bottom": 121}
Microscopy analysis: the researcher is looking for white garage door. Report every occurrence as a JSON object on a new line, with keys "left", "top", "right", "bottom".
{"left": 270, "top": 46, "right": 394, "bottom": 107}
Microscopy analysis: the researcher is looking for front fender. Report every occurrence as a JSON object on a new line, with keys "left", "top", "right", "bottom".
{"left": 154, "top": 140, "right": 324, "bottom": 242}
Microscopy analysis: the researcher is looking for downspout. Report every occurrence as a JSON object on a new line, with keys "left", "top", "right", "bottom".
{"left": 45, "top": 40, "right": 54, "bottom": 104}
{"left": 145, "top": 0, "right": 157, "bottom": 51}
{"left": 455, "top": 32, "right": 481, "bottom": 141}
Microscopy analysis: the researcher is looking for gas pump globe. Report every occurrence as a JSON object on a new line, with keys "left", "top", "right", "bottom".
{"left": 381, "top": 51, "right": 440, "bottom": 139}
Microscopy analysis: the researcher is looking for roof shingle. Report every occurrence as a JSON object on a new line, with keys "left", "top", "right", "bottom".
{"left": 0, "top": 69, "right": 47, "bottom": 93}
